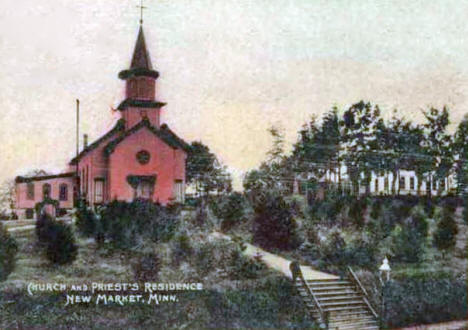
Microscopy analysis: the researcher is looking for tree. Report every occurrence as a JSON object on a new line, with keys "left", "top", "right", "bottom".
{"left": 454, "top": 115, "right": 468, "bottom": 197}
{"left": 423, "top": 107, "right": 452, "bottom": 196}
{"left": 342, "top": 101, "right": 382, "bottom": 195}
{"left": 433, "top": 209, "right": 458, "bottom": 252}
{"left": 186, "top": 141, "right": 232, "bottom": 197}
{"left": 0, "top": 223, "right": 18, "bottom": 281}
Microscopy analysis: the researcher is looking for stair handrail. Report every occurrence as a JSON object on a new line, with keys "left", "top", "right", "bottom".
{"left": 290, "top": 261, "right": 328, "bottom": 327}
{"left": 347, "top": 266, "right": 379, "bottom": 319}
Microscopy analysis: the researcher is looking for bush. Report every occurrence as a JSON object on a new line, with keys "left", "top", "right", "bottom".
{"left": 99, "top": 199, "right": 178, "bottom": 249}
{"left": 253, "top": 193, "right": 300, "bottom": 251}
{"left": 384, "top": 275, "right": 467, "bottom": 328}
{"left": 45, "top": 221, "right": 78, "bottom": 265}
{"left": 210, "top": 192, "right": 245, "bottom": 232}
{"left": 390, "top": 224, "right": 425, "bottom": 263}
{"left": 0, "top": 223, "right": 18, "bottom": 281}
{"left": 75, "top": 202, "right": 96, "bottom": 237}
{"left": 433, "top": 209, "right": 458, "bottom": 252}
{"left": 227, "top": 246, "right": 267, "bottom": 280}
{"left": 35, "top": 213, "right": 55, "bottom": 243}
{"left": 172, "top": 232, "right": 193, "bottom": 265}
{"left": 133, "top": 252, "right": 161, "bottom": 282}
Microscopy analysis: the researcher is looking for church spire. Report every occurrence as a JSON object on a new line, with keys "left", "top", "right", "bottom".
{"left": 130, "top": 26, "right": 152, "bottom": 70}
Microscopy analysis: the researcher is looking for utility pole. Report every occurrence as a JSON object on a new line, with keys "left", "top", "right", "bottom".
{"left": 76, "top": 99, "right": 80, "bottom": 203}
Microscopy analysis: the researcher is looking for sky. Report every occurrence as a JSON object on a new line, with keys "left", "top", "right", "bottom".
{"left": 1, "top": 0, "right": 468, "bottom": 190}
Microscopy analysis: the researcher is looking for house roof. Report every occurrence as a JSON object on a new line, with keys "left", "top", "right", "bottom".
{"left": 69, "top": 119, "right": 125, "bottom": 165}
{"left": 15, "top": 172, "right": 75, "bottom": 183}
{"left": 104, "top": 118, "right": 191, "bottom": 155}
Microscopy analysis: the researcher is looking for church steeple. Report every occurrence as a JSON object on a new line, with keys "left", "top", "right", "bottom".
{"left": 130, "top": 26, "right": 152, "bottom": 70}
{"left": 117, "top": 25, "right": 166, "bottom": 130}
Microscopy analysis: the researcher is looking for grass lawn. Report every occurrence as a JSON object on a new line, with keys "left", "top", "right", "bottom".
{"left": 0, "top": 227, "right": 315, "bottom": 329}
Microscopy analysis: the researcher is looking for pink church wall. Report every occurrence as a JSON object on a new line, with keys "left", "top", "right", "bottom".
{"left": 122, "top": 107, "right": 160, "bottom": 129}
{"left": 76, "top": 130, "right": 120, "bottom": 206}
{"left": 108, "top": 127, "right": 186, "bottom": 205}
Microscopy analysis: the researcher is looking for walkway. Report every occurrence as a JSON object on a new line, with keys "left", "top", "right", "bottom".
{"left": 396, "top": 320, "right": 467, "bottom": 330}
{"left": 211, "top": 231, "right": 338, "bottom": 280}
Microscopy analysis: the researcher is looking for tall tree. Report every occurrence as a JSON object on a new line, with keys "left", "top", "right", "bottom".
{"left": 454, "top": 115, "right": 468, "bottom": 197}
{"left": 342, "top": 101, "right": 382, "bottom": 195}
{"left": 423, "top": 107, "right": 452, "bottom": 195}
{"left": 186, "top": 141, "right": 231, "bottom": 197}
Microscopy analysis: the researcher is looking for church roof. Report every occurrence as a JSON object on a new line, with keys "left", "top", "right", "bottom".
{"left": 69, "top": 119, "right": 126, "bottom": 165}
{"left": 104, "top": 118, "right": 191, "bottom": 155}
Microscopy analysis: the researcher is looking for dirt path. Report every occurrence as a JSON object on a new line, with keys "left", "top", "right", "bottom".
{"left": 211, "top": 231, "right": 338, "bottom": 280}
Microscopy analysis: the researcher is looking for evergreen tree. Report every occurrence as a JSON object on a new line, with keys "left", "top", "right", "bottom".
{"left": 433, "top": 209, "right": 458, "bottom": 252}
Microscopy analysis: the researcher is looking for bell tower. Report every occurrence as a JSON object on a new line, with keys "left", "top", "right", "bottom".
{"left": 117, "top": 25, "right": 166, "bottom": 129}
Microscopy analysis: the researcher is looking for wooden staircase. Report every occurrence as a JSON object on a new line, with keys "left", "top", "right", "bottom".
{"left": 291, "top": 263, "right": 379, "bottom": 329}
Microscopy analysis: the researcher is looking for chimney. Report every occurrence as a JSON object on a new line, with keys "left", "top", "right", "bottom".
{"left": 83, "top": 134, "right": 88, "bottom": 149}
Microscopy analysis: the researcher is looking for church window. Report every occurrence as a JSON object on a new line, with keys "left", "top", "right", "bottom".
{"left": 43, "top": 183, "right": 51, "bottom": 199}
{"left": 136, "top": 150, "right": 151, "bottom": 165}
{"left": 59, "top": 184, "right": 68, "bottom": 201}
{"left": 27, "top": 183, "right": 35, "bottom": 200}
{"left": 95, "top": 179, "right": 104, "bottom": 204}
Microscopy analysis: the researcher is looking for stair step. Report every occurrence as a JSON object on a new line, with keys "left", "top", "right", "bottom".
{"left": 307, "top": 304, "right": 366, "bottom": 312}
{"left": 306, "top": 280, "right": 351, "bottom": 286}
{"left": 307, "top": 285, "right": 355, "bottom": 291}
{"left": 320, "top": 300, "right": 365, "bottom": 308}
{"left": 318, "top": 295, "right": 362, "bottom": 301}
{"left": 329, "top": 318, "right": 378, "bottom": 327}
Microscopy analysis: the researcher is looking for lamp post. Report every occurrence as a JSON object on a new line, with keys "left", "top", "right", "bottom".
{"left": 379, "top": 257, "right": 391, "bottom": 329}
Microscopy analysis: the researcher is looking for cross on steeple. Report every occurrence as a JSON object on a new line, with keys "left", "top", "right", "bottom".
{"left": 137, "top": 0, "right": 147, "bottom": 25}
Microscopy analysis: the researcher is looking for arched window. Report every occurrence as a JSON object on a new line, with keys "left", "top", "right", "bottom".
{"left": 43, "top": 183, "right": 51, "bottom": 199}
{"left": 59, "top": 184, "right": 68, "bottom": 201}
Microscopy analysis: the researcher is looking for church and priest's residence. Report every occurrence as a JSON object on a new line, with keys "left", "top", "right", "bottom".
{"left": 14, "top": 25, "right": 189, "bottom": 219}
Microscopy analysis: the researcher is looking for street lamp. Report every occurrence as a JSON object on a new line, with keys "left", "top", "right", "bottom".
{"left": 379, "top": 257, "right": 391, "bottom": 329}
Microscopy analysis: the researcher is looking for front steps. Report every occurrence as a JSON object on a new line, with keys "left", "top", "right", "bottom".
{"left": 295, "top": 278, "right": 379, "bottom": 330}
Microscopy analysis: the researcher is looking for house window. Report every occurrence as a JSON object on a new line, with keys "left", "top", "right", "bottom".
{"left": 59, "top": 184, "right": 68, "bottom": 201}
{"left": 410, "top": 177, "right": 415, "bottom": 190}
{"left": 27, "top": 183, "right": 35, "bottom": 200}
{"left": 25, "top": 208, "right": 34, "bottom": 219}
{"left": 94, "top": 179, "right": 104, "bottom": 204}
{"left": 384, "top": 177, "right": 389, "bottom": 192}
{"left": 374, "top": 179, "right": 379, "bottom": 192}
{"left": 399, "top": 176, "right": 405, "bottom": 190}
{"left": 441, "top": 179, "right": 446, "bottom": 191}
{"left": 43, "top": 183, "right": 51, "bottom": 199}
{"left": 174, "top": 180, "right": 185, "bottom": 203}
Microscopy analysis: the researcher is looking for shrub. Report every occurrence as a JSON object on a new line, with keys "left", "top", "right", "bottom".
{"left": 253, "top": 193, "right": 300, "bottom": 251}
{"left": 45, "top": 221, "right": 78, "bottom": 265}
{"left": 228, "top": 248, "right": 267, "bottom": 280}
{"left": 0, "top": 223, "right": 18, "bottom": 281}
{"left": 384, "top": 275, "right": 467, "bottom": 328}
{"left": 172, "top": 232, "right": 193, "bottom": 265}
{"left": 133, "top": 252, "right": 161, "bottom": 282}
{"left": 433, "top": 209, "right": 458, "bottom": 252}
{"left": 390, "top": 224, "right": 425, "bottom": 263}
{"left": 99, "top": 199, "right": 178, "bottom": 249}
{"left": 75, "top": 202, "right": 96, "bottom": 237}
{"left": 35, "top": 213, "right": 55, "bottom": 243}
{"left": 210, "top": 192, "right": 245, "bottom": 232}
{"left": 348, "top": 198, "right": 367, "bottom": 227}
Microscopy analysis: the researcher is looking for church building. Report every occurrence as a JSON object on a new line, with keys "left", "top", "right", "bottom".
{"left": 15, "top": 24, "right": 189, "bottom": 219}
